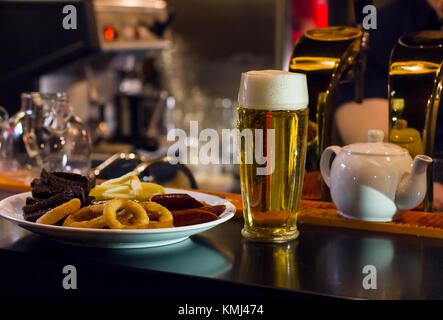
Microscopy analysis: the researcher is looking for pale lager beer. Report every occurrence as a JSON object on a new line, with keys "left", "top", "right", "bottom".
{"left": 237, "top": 70, "right": 309, "bottom": 242}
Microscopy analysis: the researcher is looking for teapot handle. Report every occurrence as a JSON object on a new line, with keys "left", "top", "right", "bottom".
{"left": 320, "top": 146, "right": 342, "bottom": 188}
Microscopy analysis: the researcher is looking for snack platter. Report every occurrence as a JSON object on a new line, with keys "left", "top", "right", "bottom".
{"left": 0, "top": 170, "right": 235, "bottom": 248}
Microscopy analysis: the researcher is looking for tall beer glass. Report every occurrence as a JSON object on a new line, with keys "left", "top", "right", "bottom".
{"left": 237, "top": 70, "right": 309, "bottom": 242}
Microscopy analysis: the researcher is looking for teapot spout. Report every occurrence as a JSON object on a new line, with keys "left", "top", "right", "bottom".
{"left": 395, "top": 155, "right": 432, "bottom": 210}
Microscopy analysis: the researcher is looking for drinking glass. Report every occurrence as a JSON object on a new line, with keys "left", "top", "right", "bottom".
{"left": 237, "top": 70, "right": 309, "bottom": 242}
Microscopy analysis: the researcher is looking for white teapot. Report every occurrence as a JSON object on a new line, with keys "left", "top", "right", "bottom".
{"left": 320, "top": 130, "right": 432, "bottom": 222}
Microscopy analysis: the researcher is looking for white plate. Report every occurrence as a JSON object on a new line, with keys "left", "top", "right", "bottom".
{"left": 0, "top": 188, "right": 235, "bottom": 249}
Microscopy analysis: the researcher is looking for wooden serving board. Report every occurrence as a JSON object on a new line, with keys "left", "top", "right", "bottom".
{"left": 298, "top": 200, "right": 443, "bottom": 239}
{"left": 200, "top": 190, "right": 443, "bottom": 240}
{"left": 2, "top": 173, "right": 443, "bottom": 239}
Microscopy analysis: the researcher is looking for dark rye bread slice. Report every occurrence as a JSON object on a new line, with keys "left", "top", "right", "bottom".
{"left": 22, "top": 190, "right": 76, "bottom": 222}
{"left": 25, "top": 197, "right": 41, "bottom": 206}
{"left": 31, "top": 180, "right": 67, "bottom": 199}
{"left": 26, "top": 194, "right": 94, "bottom": 208}
{"left": 23, "top": 208, "right": 53, "bottom": 222}
{"left": 23, "top": 191, "right": 76, "bottom": 215}
{"left": 51, "top": 171, "right": 95, "bottom": 192}
{"left": 40, "top": 169, "right": 94, "bottom": 194}
{"left": 24, "top": 170, "right": 96, "bottom": 222}
{"left": 31, "top": 180, "right": 87, "bottom": 204}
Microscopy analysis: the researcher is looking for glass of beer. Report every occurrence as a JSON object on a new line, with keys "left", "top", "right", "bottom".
{"left": 237, "top": 70, "right": 309, "bottom": 242}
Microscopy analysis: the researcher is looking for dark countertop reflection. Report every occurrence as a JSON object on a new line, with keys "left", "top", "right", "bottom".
{"left": 1, "top": 212, "right": 443, "bottom": 299}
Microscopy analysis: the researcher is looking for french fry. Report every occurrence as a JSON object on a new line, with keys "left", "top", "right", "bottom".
{"left": 137, "top": 182, "right": 165, "bottom": 201}
{"left": 104, "top": 185, "right": 130, "bottom": 194}
{"left": 89, "top": 174, "right": 165, "bottom": 201}
{"left": 100, "top": 171, "right": 135, "bottom": 186}
{"left": 101, "top": 193, "right": 133, "bottom": 199}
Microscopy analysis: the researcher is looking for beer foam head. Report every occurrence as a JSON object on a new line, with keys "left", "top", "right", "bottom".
{"left": 238, "top": 70, "right": 308, "bottom": 110}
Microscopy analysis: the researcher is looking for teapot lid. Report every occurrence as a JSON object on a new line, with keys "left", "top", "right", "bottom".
{"left": 342, "top": 130, "right": 408, "bottom": 156}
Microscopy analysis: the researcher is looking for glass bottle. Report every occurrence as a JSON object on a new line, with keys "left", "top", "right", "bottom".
{"left": 42, "top": 93, "right": 67, "bottom": 173}
{"left": 45, "top": 93, "right": 92, "bottom": 175}
{"left": 1, "top": 92, "right": 47, "bottom": 182}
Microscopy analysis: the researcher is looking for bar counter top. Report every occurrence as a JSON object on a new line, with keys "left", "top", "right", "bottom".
{"left": 0, "top": 188, "right": 442, "bottom": 301}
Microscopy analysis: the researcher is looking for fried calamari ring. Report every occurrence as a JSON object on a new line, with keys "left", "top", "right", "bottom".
{"left": 63, "top": 204, "right": 106, "bottom": 228}
{"left": 104, "top": 199, "right": 149, "bottom": 229}
{"left": 36, "top": 198, "right": 81, "bottom": 225}
{"left": 140, "top": 201, "right": 173, "bottom": 228}
{"left": 116, "top": 210, "right": 134, "bottom": 225}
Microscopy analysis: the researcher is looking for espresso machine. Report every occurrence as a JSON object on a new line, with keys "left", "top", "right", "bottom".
{"left": 0, "top": 0, "right": 173, "bottom": 152}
